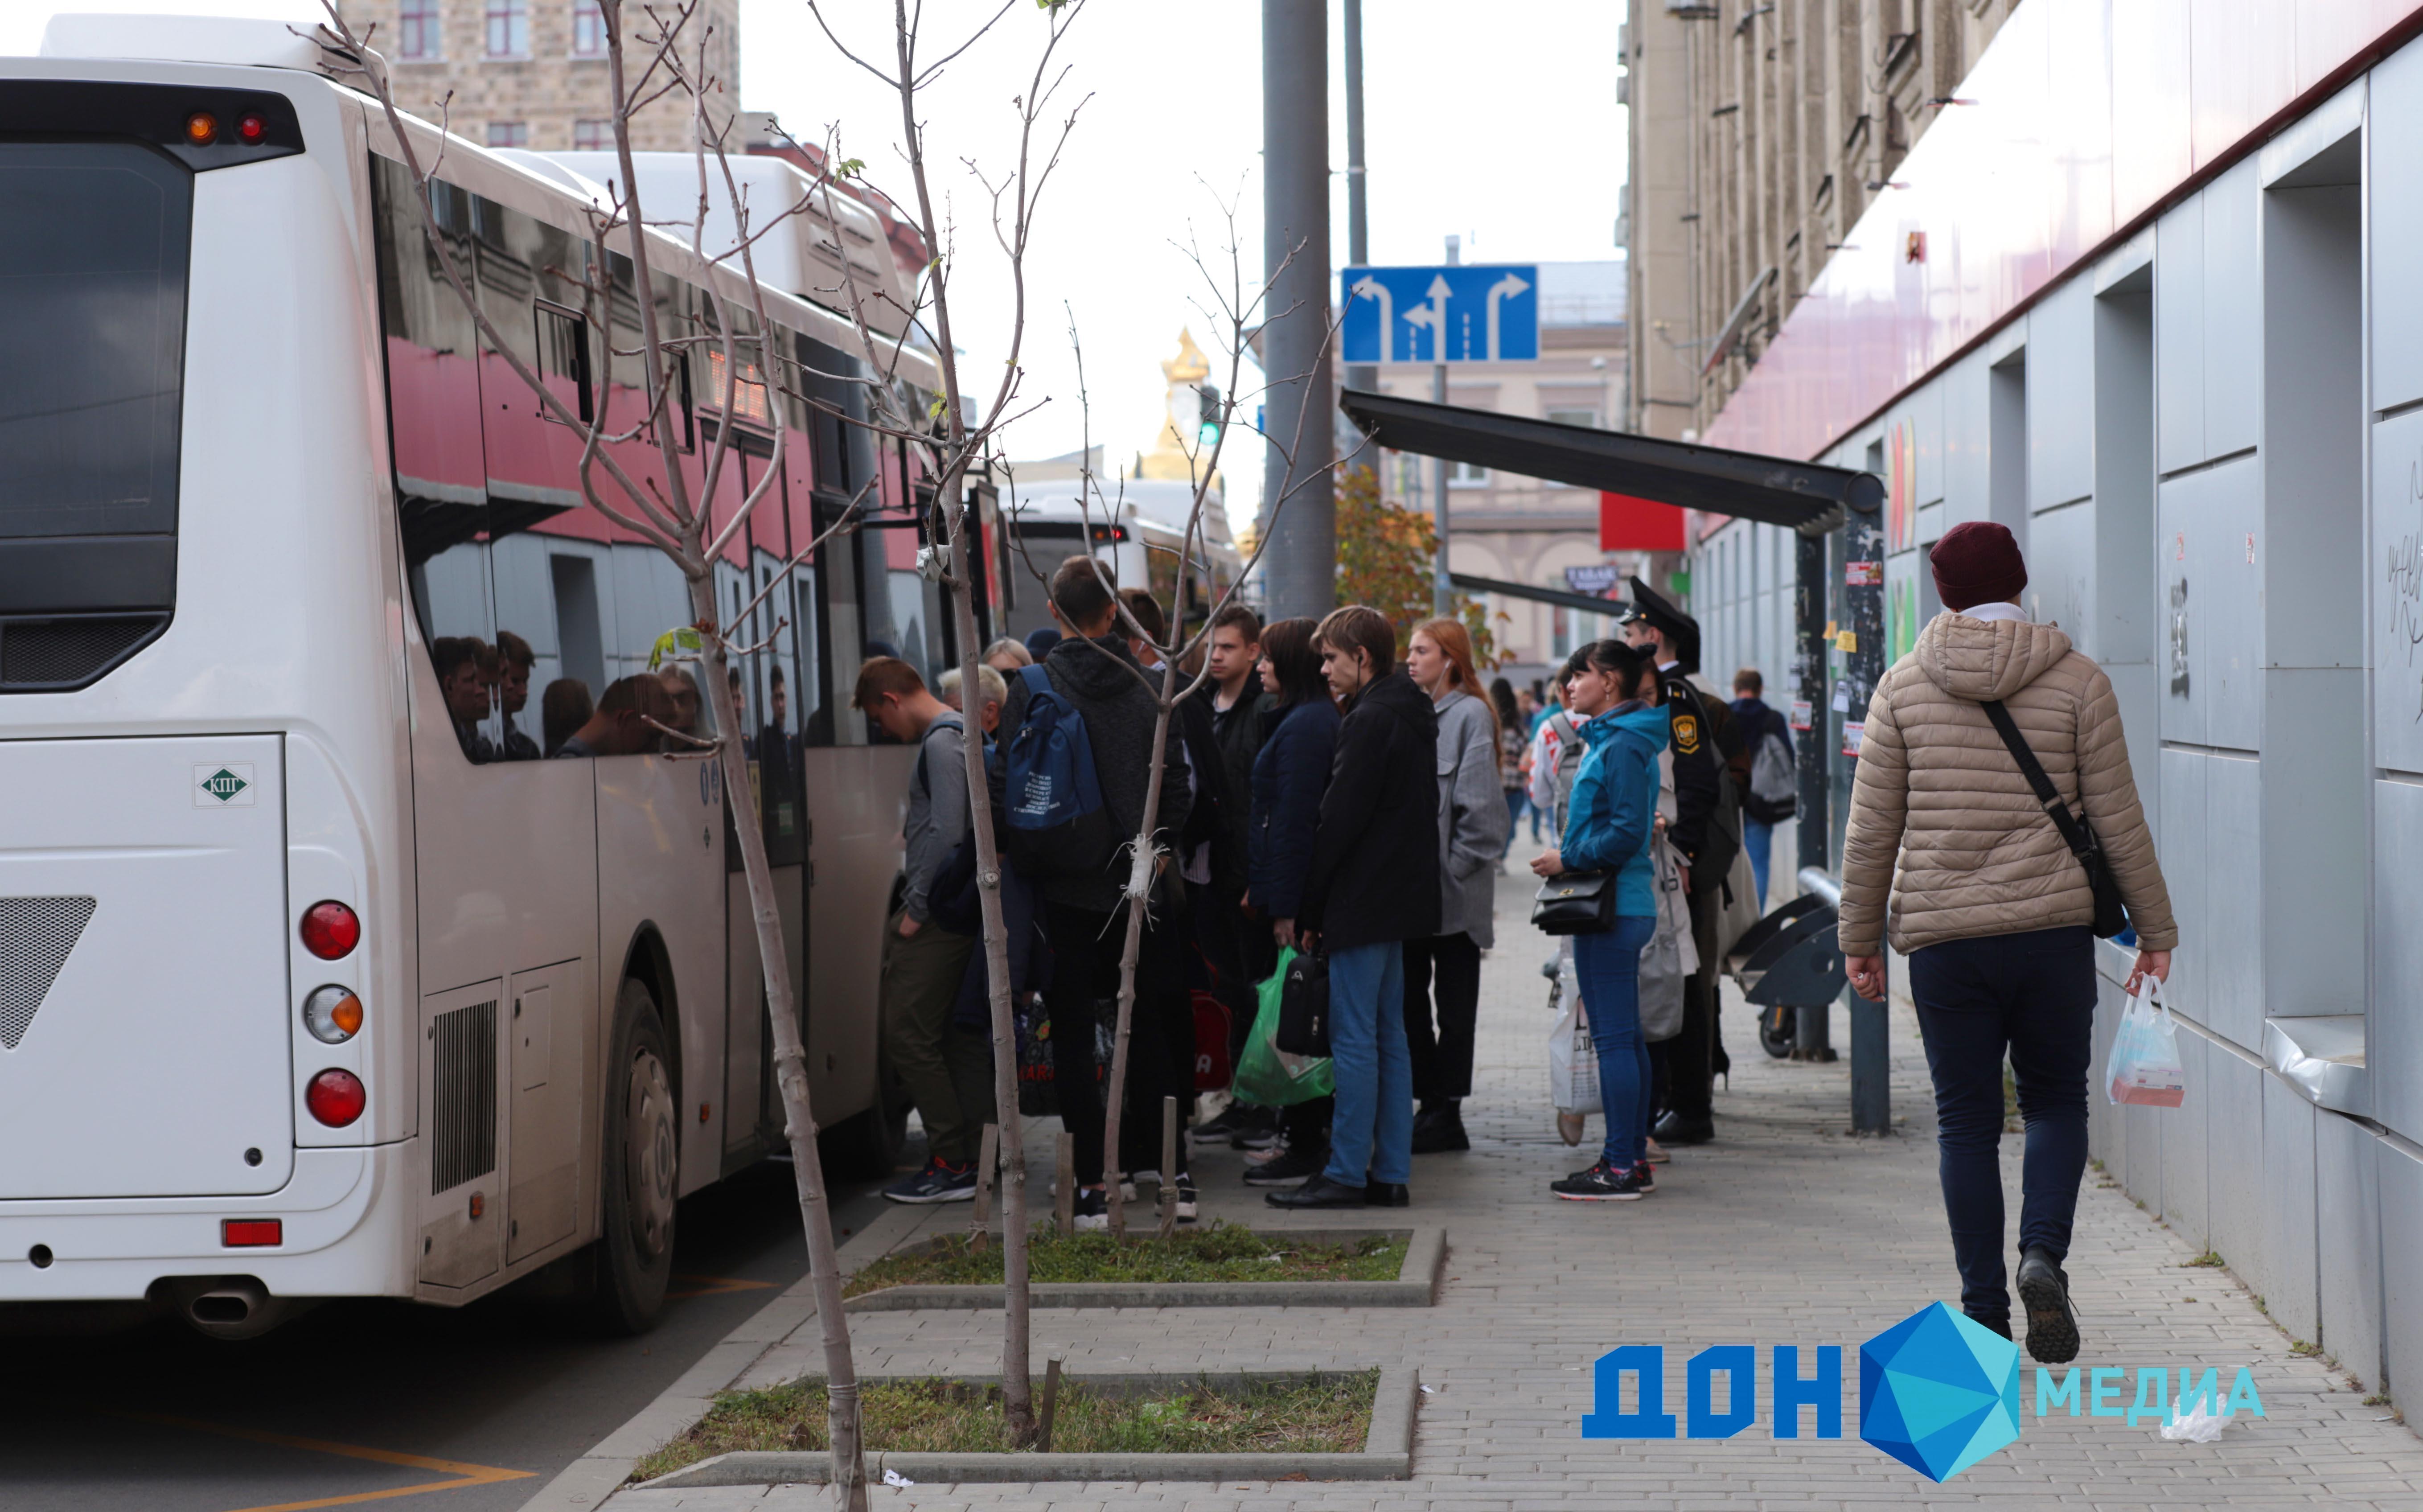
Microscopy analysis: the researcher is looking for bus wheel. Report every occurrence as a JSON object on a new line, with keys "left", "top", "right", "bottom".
{"left": 593, "top": 977, "right": 678, "bottom": 1334}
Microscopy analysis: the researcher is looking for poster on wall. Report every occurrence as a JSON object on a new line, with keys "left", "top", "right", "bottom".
{"left": 1887, "top": 553, "right": 1919, "bottom": 664}
{"left": 1885, "top": 420, "right": 1917, "bottom": 555}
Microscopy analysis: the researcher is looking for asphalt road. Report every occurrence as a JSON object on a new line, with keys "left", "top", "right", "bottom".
{"left": 0, "top": 1157, "right": 892, "bottom": 1512}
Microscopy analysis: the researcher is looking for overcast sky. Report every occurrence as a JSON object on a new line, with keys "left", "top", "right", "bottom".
{"left": 10, "top": 0, "right": 1626, "bottom": 518}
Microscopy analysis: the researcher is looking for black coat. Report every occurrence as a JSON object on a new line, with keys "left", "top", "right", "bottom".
{"left": 1247, "top": 695, "right": 1339, "bottom": 921}
{"left": 1299, "top": 671, "right": 1441, "bottom": 951}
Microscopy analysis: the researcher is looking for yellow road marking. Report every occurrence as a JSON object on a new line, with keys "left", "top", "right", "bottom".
{"left": 665, "top": 1273, "right": 776, "bottom": 1299}
{"left": 112, "top": 1412, "right": 533, "bottom": 1512}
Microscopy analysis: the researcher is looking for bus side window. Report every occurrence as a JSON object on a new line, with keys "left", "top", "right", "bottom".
{"left": 374, "top": 158, "right": 502, "bottom": 765}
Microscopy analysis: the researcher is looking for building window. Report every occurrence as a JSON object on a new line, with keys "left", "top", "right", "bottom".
{"left": 1545, "top": 407, "right": 1600, "bottom": 429}
{"left": 573, "top": 118, "right": 612, "bottom": 151}
{"left": 1449, "top": 459, "right": 1488, "bottom": 486}
{"left": 398, "top": 0, "right": 441, "bottom": 58}
{"left": 486, "top": 120, "right": 530, "bottom": 148}
{"left": 485, "top": 0, "right": 529, "bottom": 57}
{"left": 571, "top": 0, "right": 605, "bottom": 56}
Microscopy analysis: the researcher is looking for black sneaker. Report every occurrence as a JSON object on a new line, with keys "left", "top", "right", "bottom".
{"left": 1629, "top": 1161, "right": 1656, "bottom": 1193}
{"left": 1652, "top": 1111, "right": 1715, "bottom": 1145}
{"left": 1968, "top": 1312, "right": 2013, "bottom": 1341}
{"left": 2016, "top": 1248, "right": 2079, "bottom": 1364}
{"left": 882, "top": 1159, "right": 977, "bottom": 1204}
{"left": 1191, "top": 1102, "right": 1278, "bottom": 1147}
{"left": 1551, "top": 1159, "right": 1651, "bottom": 1201}
{"left": 1411, "top": 1104, "right": 1470, "bottom": 1154}
{"left": 1242, "top": 1142, "right": 1328, "bottom": 1187}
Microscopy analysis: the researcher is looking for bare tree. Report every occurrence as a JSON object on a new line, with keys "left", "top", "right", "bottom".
{"left": 314, "top": 3, "right": 877, "bottom": 1502}
{"left": 1049, "top": 204, "right": 1357, "bottom": 1237}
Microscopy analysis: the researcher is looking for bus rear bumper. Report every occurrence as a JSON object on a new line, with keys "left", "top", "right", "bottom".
{"left": 0, "top": 1142, "right": 412, "bottom": 1302}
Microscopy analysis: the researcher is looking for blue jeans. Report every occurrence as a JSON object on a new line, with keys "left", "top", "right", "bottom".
{"left": 1908, "top": 926, "right": 2096, "bottom": 1323}
{"left": 1743, "top": 819, "right": 1774, "bottom": 908}
{"left": 1574, "top": 916, "right": 1658, "bottom": 1171}
{"left": 1324, "top": 941, "right": 1413, "bottom": 1188}
{"left": 1501, "top": 789, "right": 1526, "bottom": 857}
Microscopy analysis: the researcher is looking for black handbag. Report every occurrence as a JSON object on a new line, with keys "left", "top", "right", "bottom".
{"left": 1979, "top": 699, "right": 2129, "bottom": 939}
{"left": 1532, "top": 869, "right": 1619, "bottom": 936}
{"left": 1275, "top": 951, "right": 1330, "bottom": 1056}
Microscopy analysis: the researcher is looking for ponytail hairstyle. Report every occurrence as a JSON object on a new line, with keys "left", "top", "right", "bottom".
{"left": 1581, "top": 638, "right": 1652, "bottom": 707}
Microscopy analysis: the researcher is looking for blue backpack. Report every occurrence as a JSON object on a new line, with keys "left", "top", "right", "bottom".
{"left": 998, "top": 663, "right": 1119, "bottom": 877}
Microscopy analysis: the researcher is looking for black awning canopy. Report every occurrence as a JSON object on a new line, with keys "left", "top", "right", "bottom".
{"left": 1448, "top": 571, "right": 1632, "bottom": 618}
{"left": 1339, "top": 388, "right": 1881, "bottom": 535}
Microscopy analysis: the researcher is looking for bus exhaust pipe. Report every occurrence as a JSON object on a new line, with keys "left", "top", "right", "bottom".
{"left": 159, "top": 1277, "right": 315, "bottom": 1340}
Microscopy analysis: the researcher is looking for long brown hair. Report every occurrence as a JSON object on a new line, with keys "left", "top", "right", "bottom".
{"left": 1413, "top": 616, "right": 1497, "bottom": 748}
{"left": 1259, "top": 616, "right": 1324, "bottom": 707}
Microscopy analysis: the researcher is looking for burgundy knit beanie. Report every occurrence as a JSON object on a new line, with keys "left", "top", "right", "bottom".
{"left": 1930, "top": 521, "right": 2027, "bottom": 612}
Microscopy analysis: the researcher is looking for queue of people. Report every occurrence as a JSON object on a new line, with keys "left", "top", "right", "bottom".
{"left": 852, "top": 556, "right": 1810, "bottom": 1220}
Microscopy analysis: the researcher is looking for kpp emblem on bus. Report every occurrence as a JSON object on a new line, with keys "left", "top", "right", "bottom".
{"left": 194, "top": 764, "right": 255, "bottom": 807}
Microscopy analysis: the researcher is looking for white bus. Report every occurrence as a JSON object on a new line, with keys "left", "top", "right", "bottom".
{"left": 995, "top": 476, "right": 1244, "bottom": 645}
{"left": 0, "top": 17, "right": 1005, "bottom": 1335}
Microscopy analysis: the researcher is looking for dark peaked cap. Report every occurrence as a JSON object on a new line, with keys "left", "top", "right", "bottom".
{"left": 1615, "top": 575, "right": 1701, "bottom": 676}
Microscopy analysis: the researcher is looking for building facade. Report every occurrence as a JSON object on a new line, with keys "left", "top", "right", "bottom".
{"left": 1622, "top": 0, "right": 2018, "bottom": 442}
{"left": 1679, "top": 0, "right": 2423, "bottom": 1405}
{"left": 340, "top": 0, "right": 739, "bottom": 152}
{"left": 1368, "top": 261, "right": 1631, "bottom": 681}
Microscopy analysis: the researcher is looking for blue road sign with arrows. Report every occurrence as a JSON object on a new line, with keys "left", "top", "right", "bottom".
{"left": 1340, "top": 264, "right": 1540, "bottom": 364}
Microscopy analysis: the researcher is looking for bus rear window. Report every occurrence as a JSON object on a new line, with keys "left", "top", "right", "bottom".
{"left": 0, "top": 140, "right": 189, "bottom": 690}
{"left": 0, "top": 141, "right": 190, "bottom": 542}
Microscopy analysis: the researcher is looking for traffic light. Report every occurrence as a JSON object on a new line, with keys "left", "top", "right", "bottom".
{"left": 1197, "top": 384, "right": 1222, "bottom": 445}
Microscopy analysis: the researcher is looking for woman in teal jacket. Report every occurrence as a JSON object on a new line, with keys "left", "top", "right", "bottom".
{"left": 1531, "top": 639, "right": 1667, "bottom": 1200}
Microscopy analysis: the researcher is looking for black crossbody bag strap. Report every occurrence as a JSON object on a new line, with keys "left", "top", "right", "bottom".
{"left": 1978, "top": 699, "right": 2105, "bottom": 874}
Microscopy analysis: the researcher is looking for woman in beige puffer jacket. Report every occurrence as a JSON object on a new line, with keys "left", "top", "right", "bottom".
{"left": 1838, "top": 521, "right": 2176, "bottom": 1370}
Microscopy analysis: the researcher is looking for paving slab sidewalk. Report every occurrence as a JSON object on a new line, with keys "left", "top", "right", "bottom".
{"left": 579, "top": 863, "right": 2423, "bottom": 1512}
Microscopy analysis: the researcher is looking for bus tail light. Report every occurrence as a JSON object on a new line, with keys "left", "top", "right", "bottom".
{"left": 237, "top": 112, "right": 268, "bottom": 145}
{"left": 306, "top": 1069, "right": 365, "bottom": 1127}
{"left": 222, "top": 1219, "right": 282, "bottom": 1247}
{"left": 300, "top": 901, "right": 360, "bottom": 960}
{"left": 303, "top": 985, "right": 364, "bottom": 1044}
{"left": 185, "top": 111, "right": 218, "bottom": 146}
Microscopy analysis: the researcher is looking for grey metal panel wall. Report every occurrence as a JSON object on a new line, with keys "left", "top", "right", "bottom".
{"left": 2317, "top": 1111, "right": 2383, "bottom": 1389}
{"left": 2376, "top": 1136, "right": 2423, "bottom": 1399}
{"left": 2369, "top": 778, "right": 2423, "bottom": 1144}
{"left": 2261, "top": 1070, "right": 2321, "bottom": 1344}
{"left": 2156, "top": 196, "right": 2205, "bottom": 475}
{"left": 2374, "top": 45, "right": 2423, "bottom": 413}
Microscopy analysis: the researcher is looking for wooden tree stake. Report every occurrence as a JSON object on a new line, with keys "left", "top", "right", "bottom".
{"left": 1055, "top": 1131, "right": 1076, "bottom": 1238}
{"left": 1157, "top": 1095, "right": 1179, "bottom": 1240}
{"left": 972, "top": 1121, "right": 998, "bottom": 1252}
{"left": 1037, "top": 1356, "right": 1064, "bottom": 1451}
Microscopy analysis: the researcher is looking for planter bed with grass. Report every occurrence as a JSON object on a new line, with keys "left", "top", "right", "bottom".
{"left": 631, "top": 1367, "right": 1415, "bottom": 1487}
{"left": 838, "top": 1223, "right": 1442, "bottom": 1310}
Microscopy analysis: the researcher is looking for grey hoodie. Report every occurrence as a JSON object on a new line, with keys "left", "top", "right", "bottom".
{"left": 899, "top": 714, "right": 967, "bottom": 923}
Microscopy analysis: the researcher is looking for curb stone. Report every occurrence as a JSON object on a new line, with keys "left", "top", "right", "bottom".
{"left": 632, "top": 1364, "right": 1419, "bottom": 1487}
{"left": 840, "top": 1224, "right": 1445, "bottom": 1310}
{"left": 513, "top": 1201, "right": 927, "bottom": 1512}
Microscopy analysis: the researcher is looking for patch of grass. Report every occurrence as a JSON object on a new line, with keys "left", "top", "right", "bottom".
{"left": 2366, "top": 1393, "right": 2394, "bottom": 1407}
{"left": 633, "top": 1372, "right": 1380, "bottom": 1481}
{"left": 2181, "top": 1249, "right": 2225, "bottom": 1268}
{"left": 2291, "top": 1340, "right": 2322, "bottom": 1357}
{"left": 841, "top": 1224, "right": 1405, "bottom": 1298}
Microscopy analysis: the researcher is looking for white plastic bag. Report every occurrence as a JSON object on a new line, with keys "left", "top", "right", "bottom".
{"left": 1549, "top": 992, "right": 1601, "bottom": 1115}
{"left": 1639, "top": 837, "right": 1696, "bottom": 1042}
{"left": 2108, "top": 976, "right": 2186, "bottom": 1107}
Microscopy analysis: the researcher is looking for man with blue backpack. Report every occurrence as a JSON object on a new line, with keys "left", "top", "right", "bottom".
{"left": 993, "top": 556, "right": 1195, "bottom": 1228}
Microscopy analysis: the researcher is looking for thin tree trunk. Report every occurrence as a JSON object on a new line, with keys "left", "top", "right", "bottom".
{"left": 1099, "top": 649, "right": 1182, "bottom": 1236}
{"left": 934, "top": 464, "right": 1037, "bottom": 1442}
{"left": 691, "top": 576, "right": 869, "bottom": 1510}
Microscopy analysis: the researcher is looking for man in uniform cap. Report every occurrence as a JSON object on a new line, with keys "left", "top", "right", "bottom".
{"left": 1617, "top": 576, "right": 1749, "bottom": 1145}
